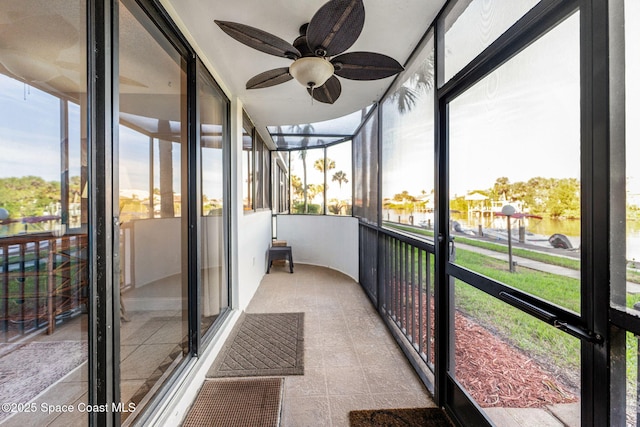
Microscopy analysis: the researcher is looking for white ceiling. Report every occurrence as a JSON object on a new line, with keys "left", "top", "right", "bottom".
{"left": 165, "top": 0, "right": 446, "bottom": 133}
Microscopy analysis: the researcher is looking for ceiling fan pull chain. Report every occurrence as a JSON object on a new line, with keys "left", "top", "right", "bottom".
{"left": 310, "top": 85, "right": 314, "bottom": 105}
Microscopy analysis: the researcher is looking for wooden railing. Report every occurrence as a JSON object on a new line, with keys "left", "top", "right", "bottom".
{"left": 1, "top": 233, "right": 87, "bottom": 342}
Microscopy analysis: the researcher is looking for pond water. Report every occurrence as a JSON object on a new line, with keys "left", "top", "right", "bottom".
{"left": 384, "top": 209, "right": 640, "bottom": 262}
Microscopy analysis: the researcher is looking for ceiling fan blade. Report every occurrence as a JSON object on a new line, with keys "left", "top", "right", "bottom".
{"left": 214, "top": 20, "right": 301, "bottom": 59}
{"left": 307, "top": 75, "right": 342, "bottom": 104}
{"left": 246, "top": 67, "right": 292, "bottom": 89}
{"left": 331, "top": 52, "right": 404, "bottom": 80}
{"left": 306, "top": 0, "right": 365, "bottom": 57}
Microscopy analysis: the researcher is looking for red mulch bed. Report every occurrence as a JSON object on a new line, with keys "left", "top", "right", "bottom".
{"left": 454, "top": 313, "right": 577, "bottom": 408}
{"left": 391, "top": 287, "right": 578, "bottom": 408}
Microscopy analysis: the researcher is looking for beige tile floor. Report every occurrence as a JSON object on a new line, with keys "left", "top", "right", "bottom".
{"left": 2, "top": 264, "right": 434, "bottom": 427}
{"left": 246, "top": 263, "right": 436, "bottom": 427}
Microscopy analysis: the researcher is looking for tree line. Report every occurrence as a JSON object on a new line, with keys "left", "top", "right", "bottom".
{"left": 450, "top": 176, "right": 581, "bottom": 219}
{"left": 384, "top": 177, "right": 582, "bottom": 220}
{"left": 0, "top": 176, "right": 81, "bottom": 219}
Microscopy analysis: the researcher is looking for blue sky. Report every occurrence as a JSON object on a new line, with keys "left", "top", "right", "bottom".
{"left": 0, "top": 76, "right": 70, "bottom": 181}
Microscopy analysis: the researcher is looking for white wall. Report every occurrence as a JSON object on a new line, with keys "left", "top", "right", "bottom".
{"left": 230, "top": 97, "right": 273, "bottom": 311}
{"left": 132, "top": 217, "right": 182, "bottom": 286}
{"left": 236, "top": 210, "right": 272, "bottom": 309}
{"left": 276, "top": 215, "right": 359, "bottom": 281}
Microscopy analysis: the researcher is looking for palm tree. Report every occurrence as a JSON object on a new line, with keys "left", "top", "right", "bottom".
{"left": 391, "top": 52, "right": 434, "bottom": 114}
{"left": 290, "top": 124, "right": 315, "bottom": 213}
{"left": 493, "top": 177, "right": 511, "bottom": 200}
{"left": 290, "top": 174, "right": 303, "bottom": 200}
{"left": 314, "top": 157, "right": 335, "bottom": 174}
{"left": 299, "top": 149, "right": 308, "bottom": 212}
{"left": 332, "top": 171, "right": 348, "bottom": 189}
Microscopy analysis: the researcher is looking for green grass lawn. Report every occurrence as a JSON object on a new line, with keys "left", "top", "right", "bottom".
{"left": 454, "top": 249, "right": 580, "bottom": 313}
{"left": 452, "top": 246, "right": 581, "bottom": 372}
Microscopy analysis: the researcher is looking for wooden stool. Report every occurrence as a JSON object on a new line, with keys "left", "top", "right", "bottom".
{"left": 266, "top": 246, "right": 294, "bottom": 273}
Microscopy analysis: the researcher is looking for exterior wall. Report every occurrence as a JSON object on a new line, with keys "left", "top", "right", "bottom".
{"left": 276, "top": 215, "right": 359, "bottom": 281}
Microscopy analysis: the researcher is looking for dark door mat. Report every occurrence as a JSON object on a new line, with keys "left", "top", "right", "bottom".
{"left": 208, "top": 312, "right": 304, "bottom": 377}
{"left": 349, "top": 407, "right": 453, "bottom": 427}
{"left": 182, "top": 377, "right": 283, "bottom": 427}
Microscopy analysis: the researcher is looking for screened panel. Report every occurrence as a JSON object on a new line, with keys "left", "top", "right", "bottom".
{"left": 453, "top": 279, "right": 580, "bottom": 425}
{"left": 326, "top": 141, "right": 352, "bottom": 216}
{"left": 353, "top": 108, "right": 379, "bottom": 224}
{"left": 267, "top": 106, "right": 373, "bottom": 148}
{"left": 269, "top": 136, "right": 346, "bottom": 150}
{"left": 442, "top": 0, "right": 540, "bottom": 84}
{"left": 381, "top": 35, "right": 435, "bottom": 232}
{"left": 610, "top": 4, "right": 640, "bottom": 423}
{"left": 620, "top": 0, "right": 640, "bottom": 308}
{"left": 289, "top": 148, "right": 325, "bottom": 214}
{"left": 448, "top": 12, "right": 581, "bottom": 313}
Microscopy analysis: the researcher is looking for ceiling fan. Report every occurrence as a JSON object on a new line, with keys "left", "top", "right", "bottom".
{"left": 214, "top": 0, "right": 404, "bottom": 104}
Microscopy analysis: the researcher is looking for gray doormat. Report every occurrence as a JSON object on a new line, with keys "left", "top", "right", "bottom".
{"left": 208, "top": 312, "right": 304, "bottom": 377}
{"left": 182, "top": 377, "right": 283, "bottom": 427}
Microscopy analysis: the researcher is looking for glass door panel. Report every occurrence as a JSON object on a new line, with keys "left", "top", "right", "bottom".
{"left": 118, "top": 1, "right": 188, "bottom": 422}
{"left": 198, "top": 67, "right": 229, "bottom": 338}
{"left": 242, "top": 115, "right": 253, "bottom": 212}
{"left": 0, "top": 1, "right": 89, "bottom": 425}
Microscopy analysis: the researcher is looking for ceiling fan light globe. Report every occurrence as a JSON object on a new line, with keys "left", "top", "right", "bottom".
{"left": 289, "top": 57, "right": 334, "bottom": 89}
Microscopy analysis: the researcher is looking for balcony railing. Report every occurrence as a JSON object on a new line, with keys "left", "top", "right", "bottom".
{"left": 359, "top": 222, "right": 436, "bottom": 378}
{"left": 1, "top": 233, "right": 87, "bottom": 342}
